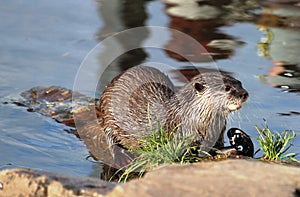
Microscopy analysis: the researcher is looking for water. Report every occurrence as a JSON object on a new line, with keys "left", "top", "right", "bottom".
{"left": 0, "top": 0, "right": 300, "bottom": 178}
{"left": 0, "top": 0, "right": 101, "bottom": 177}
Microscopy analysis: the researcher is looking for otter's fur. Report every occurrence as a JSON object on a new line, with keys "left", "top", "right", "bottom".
{"left": 99, "top": 66, "right": 248, "bottom": 161}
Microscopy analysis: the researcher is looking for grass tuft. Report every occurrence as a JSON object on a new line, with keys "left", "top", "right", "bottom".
{"left": 255, "top": 121, "right": 298, "bottom": 162}
{"left": 116, "top": 123, "right": 204, "bottom": 182}
{"left": 115, "top": 118, "right": 299, "bottom": 182}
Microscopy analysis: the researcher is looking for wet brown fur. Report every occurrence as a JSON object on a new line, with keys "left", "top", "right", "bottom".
{"left": 99, "top": 66, "right": 248, "bottom": 162}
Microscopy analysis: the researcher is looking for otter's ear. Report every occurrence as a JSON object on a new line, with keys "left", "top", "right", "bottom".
{"left": 194, "top": 82, "right": 205, "bottom": 92}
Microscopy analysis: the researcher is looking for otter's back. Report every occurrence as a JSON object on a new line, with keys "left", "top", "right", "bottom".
{"left": 99, "top": 66, "right": 176, "bottom": 144}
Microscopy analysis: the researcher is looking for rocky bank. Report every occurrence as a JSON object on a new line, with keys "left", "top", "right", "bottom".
{"left": 1, "top": 159, "right": 300, "bottom": 197}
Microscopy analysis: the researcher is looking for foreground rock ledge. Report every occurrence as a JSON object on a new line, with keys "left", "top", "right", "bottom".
{"left": 0, "top": 168, "right": 116, "bottom": 197}
{"left": 1, "top": 160, "right": 300, "bottom": 197}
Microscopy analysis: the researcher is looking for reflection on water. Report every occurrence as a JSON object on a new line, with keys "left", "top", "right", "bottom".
{"left": 0, "top": 0, "right": 300, "bottom": 179}
{"left": 164, "top": 0, "right": 259, "bottom": 61}
{"left": 256, "top": 2, "right": 300, "bottom": 92}
{"left": 96, "top": 0, "right": 150, "bottom": 91}
{"left": 260, "top": 63, "right": 300, "bottom": 92}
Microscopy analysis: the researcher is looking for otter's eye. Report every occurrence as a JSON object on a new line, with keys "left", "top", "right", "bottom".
{"left": 225, "top": 85, "right": 231, "bottom": 92}
{"left": 194, "top": 83, "right": 205, "bottom": 92}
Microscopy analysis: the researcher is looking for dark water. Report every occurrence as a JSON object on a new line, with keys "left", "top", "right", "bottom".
{"left": 0, "top": 0, "right": 300, "bottom": 178}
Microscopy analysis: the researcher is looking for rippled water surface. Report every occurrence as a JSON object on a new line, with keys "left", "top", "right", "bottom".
{"left": 0, "top": 0, "right": 300, "bottom": 177}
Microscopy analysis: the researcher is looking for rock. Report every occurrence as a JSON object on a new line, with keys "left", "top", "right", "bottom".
{"left": 9, "top": 86, "right": 99, "bottom": 128}
{"left": 107, "top": 159, "right": 300, "bottom": 197}
{"left": 1, "top": 160, "right": 300, "bottom": 197}
{"left": 0, "top": 168, "right": 116, "bottom": 197}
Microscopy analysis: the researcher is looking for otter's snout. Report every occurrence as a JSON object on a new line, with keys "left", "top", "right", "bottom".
{"left": 240, "top": 90, "right": 249, "bottom": 102}
{"left": 227, "top": 88, "right": 249, "bottom": 111}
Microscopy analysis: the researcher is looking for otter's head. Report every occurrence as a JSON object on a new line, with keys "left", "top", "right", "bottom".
{"left": 189, "top": 72, "right": 248, "bottom": 113}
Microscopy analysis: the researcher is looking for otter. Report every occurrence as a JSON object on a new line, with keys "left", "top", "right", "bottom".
{"left": 99, "top": 66, "right": 248, "bottom": 165}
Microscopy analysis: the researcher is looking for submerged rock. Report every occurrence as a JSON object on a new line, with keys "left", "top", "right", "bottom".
{"left": 9, "top": 86, "right": 99, "bottom": 128}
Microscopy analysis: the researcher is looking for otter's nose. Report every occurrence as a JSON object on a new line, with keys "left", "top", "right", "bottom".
{"left": 240, "top": 91, "right": 249, "bottom": 101}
